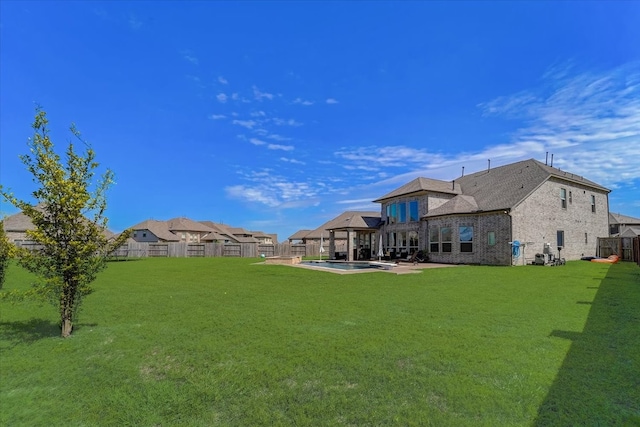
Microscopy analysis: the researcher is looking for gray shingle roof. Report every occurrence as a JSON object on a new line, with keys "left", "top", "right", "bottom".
{"left": 167, "top": 217, "right": 214, "bottom": 233}
{"left": 425, "top": 158, "right": 610, "bottom": 217}
{"left": 374, "top": 177, "right": 461, "bottom": 202}
{"left": 609, "top": 212, "right": 640, "bottom": 225}
{"left": 314, "top": 211, "right": 382, "bottom": 234}
{"left": 2, "top": 211, "right": 34, "bottom": 231}
{"left": 130, "top": 219, "right": 181, "bottom": 241}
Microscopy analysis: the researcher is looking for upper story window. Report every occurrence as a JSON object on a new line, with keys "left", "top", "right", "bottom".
{"left": 591, "top": 195, "right": 596, "bottom": 213}
{"left": 560, "top": 188, "right": 567, "bottom": 209}
{"left": 569, "top": 191, "right": 572, "bottom": 204}
{"left": 557, "top": 230, "right": 564, "bottom": 247}
{"left": 398, "top": 202, "right": 407, "bottom": 223}
{"left": 409, "top": 201, "right": 419, "bottom": 222}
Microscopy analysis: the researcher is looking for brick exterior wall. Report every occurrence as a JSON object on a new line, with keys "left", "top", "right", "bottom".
{"left": 426, "top": 213, "right": 512, "bottom": 265}
{"left": 510, "top": 178, "right": 609, "bottom": 263}
{"left": 379, "top": 193, "right": 456, "bottom": 255}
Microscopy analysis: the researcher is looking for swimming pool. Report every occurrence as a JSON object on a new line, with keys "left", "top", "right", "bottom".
{"left": 300, "top": 261, "right": 378, "bottom": 271}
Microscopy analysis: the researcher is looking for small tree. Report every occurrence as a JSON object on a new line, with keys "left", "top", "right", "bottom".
{"left": 0, "top": 221, "right": 13, "bottom": 289}
{"left": 0, "top": 108, "right": 130, "bottom": 337}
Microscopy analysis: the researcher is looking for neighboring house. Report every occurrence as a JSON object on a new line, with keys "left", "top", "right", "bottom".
{"left": 130, "top": 219, "right": 181, "bottom": 242}
{"left": 2, "top": 210, "right": 34, "bottom": 243}
{"left": 609, "top": 212, "right": 640, "bottom": 237}
{"left": 2, "top": 207, "right": 117, "bottom": 243}
{"left": 199, "top": 221, "right": 257, "bottom": 244}
{"left": 322, "top": 158, "right": 610, "bottom": 265}
{"left": 287, "top": 230, "right": 313, "bottom": 244}
{"left": 130, "top": 217, "right": 213, "bottom": 243}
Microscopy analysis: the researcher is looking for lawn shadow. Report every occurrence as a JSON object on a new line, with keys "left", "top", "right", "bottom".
{"left": 534, "top": 264, "right": 640, "bottom": 425}
{"left": 0, "top": 318, "right": 60, "bottom": 347}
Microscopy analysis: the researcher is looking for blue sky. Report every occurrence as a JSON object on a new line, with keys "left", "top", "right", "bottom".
{"left": 1, "top": 1, "right": 639, "bottom": 241}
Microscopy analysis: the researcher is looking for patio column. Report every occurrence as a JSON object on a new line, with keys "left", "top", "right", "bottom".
{"left": 329, "top": 230, "right": 335, "bottom": 260}
{"left": 347, "top": 229, "right": 356, "bottom": 261}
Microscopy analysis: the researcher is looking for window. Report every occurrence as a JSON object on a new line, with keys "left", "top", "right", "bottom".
{"left": 560, "top": 188, "right": 567, "bottom": 208}
{"left": 142, "top": 232, "right": 147, "bottom": 238}
{"left": 408, "top": 231, "right": 419, "bottom": 253}
{"left": 386, "top": 205, "right": 391, "bottom": 225}
{"left": 488, "top": 231, "right": 496, "bottom": 246}
{"left": 397, "top": 231, "right": 407, "bottom": 251}
{"left": 390, "top": 203, "right": 397, "bottom": 224}
{"left": 398, "top": 202, "right": 407, "bottom": 223}
{"left": 585, "top": 232, "right": 588, "bottom": 244}
{"left": 557, "top": 230, "right": 564, "bottom": 248}
{"left": 460, "top": 226, "right": 473, "bottom": 252}
{"left": 133, "top": 231, "right": 137, "bottom": 237}
{"left": 409, "top": 201, "right": 419, "bottom": 222}
{"left": 429, "top": 227, "right": 439, "bottom": 253}
{"left": 569, "top": 191, "right": 572, "bottom": 204}
{"left": 591, "top": 195, "right": 596, "bottom": 213}
{"left": 441, "top": 227, "right": 452, "bottom": 252}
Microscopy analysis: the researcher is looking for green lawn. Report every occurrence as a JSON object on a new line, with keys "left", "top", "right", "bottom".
{"left": 1, "top": 258, "right": 638, "bottom": 426}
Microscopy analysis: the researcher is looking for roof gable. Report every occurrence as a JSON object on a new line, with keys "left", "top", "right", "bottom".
{"left": 374, "top": 177, "right": 461, "bottom": 202}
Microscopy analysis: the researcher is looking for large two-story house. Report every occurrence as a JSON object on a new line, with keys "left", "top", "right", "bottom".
{"left": 327, "top": 158, "right": 610, "bottom": 265}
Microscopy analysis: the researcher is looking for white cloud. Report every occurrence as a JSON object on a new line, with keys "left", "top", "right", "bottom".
{"left": 128, "top": 14, "right": 143, "bottom": 30}
{"left": 218, "top": 76, "right": 228, "bottom": 84}
{"left": 209, "top": 114, "right": 226, "bottom": 120}
{"left": 249, "top": 138, "right": 266, "bottom": 146}
{"left": 293, "top": 98, "right": 314, "bottom": 106}
{"left": 326, "top": 98, "right": 339, "bottom": 104}
{"left": 225, "top": 170, "right": 318, "bottom": 207}
{"left": 253, "top": 85, "right": 274, "bottom": 101}
{"left": 232, "top": 119, "right": 257, "bottom": 129}
{"left": 281, "top": 157, "right": 306, "bottom": 165}
{"left": 267, "top": 134, "right": 292, "bottom": 141}
{"left": 183, "top": 53, "right": 199, "bottom": 65}
{"left": 478, "top": 62, "right": 640, "bottom": 187}
{"left": 272, "top": 118, "right": 303, "bottom": 127}
{"left": 250, "top": 110, "right": 267, "bottom": 117}
{"left": 216, "top": 93, "right": 228, "bottom": 103}
{"left": 267, "top": 144, "right": 294, "bottom": 151}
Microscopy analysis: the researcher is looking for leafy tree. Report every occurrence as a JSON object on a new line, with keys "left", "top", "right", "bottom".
{"left": 0, "top": 108, "right": 130, "bottom": 337}
{"left": 0, "top": 220, "right": 13, "bottom": 289}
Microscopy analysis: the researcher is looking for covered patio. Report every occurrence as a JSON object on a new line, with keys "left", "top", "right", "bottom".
{"left": 328, "top": 213, "right": 383, "bottom": 261}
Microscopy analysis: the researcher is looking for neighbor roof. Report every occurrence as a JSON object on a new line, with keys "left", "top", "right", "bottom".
{"left": 2, "top": 211, "right": 35, "bottom": 232}
{"left": 167, "top": 217, "right": 214, "bottom": 233}
{"left": 130, "top": 219, "right": 181, "bottom": 241}
{"left": 609, "top": 212, "right": 640, "bottom": 225}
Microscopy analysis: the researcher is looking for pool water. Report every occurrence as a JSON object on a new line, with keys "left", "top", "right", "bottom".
{"left": 300, "top": 261, "right": 377, "bottom": 271}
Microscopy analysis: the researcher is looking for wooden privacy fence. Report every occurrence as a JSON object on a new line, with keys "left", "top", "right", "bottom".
{"left": 107, "top": 241, "right": 348, "bottom": 259}
{"left": 596, "top": 237, "right": 637, "bottom": 262}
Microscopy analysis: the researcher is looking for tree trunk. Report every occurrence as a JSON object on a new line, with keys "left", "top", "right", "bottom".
{"left": 60, "top": 282, "right": 75, "bottom": 338}
{"left": 61, "top": 317, "right": 73, "bottom": 337}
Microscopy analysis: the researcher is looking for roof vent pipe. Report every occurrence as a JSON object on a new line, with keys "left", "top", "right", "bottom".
{"left": 545, "top": 151, "right": 549, "bottom": 165}
{"left": 550, "top": 154, "right": 554, "bottom": 167}
{"left": 452, "top": 179, "right": 455, "bottom": 190}
{"left": 461, "top": 166, "right": 465, "bottom": 177}
{"left": 488, "top": 159, "right": 491, "bottom": 171}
